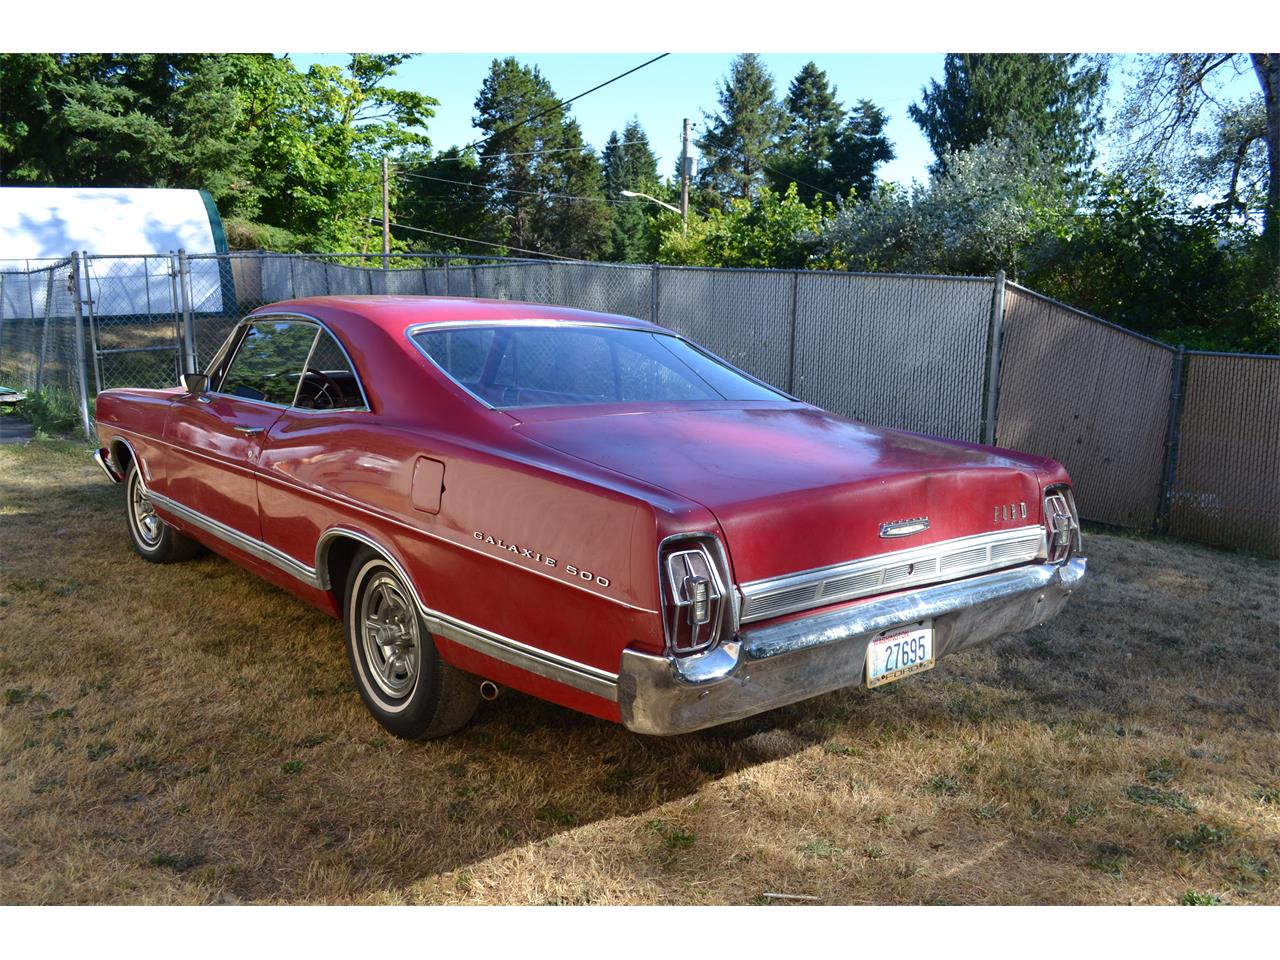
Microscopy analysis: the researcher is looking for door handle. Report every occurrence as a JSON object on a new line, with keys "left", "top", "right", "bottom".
{"left": 233, "top": 425, "right": 264, "bottom": 436}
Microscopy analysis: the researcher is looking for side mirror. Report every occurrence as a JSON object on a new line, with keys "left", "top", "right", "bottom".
{"left": 181, "top": 373, "right": 208, "bottom": 394}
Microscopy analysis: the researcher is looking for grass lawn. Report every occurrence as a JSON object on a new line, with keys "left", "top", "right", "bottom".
{"left": 0, "top": 439, "right": 1276, "bottom": 905}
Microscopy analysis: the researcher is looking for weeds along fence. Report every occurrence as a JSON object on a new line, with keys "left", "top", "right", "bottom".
{"left": 1, "top": 251, "right": 1276, "bottom": 557}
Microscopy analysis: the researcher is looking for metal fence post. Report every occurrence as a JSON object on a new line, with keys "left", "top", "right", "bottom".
{"left": 1155, "top": 344, "right": 1187, "bottom": 531}
{"left": 442, "top": 256, "right": 450, "bottom": 296}
{"left": 787, "top": 271, "right": 799, "bottom": 394}
{"left": 68, "top": 253, "right": 93, "bottom": 440}
{"left": 177, "top": 249, "right": 196, "bottom": 375}
{"left": 649, "top": 265, "right": 659, "bottom": 324}
{"left": 81, "top": 252, "right": 105, "bottom": 396}
{"left": 980, "top": 270, "right": 1007, "bottom": 445}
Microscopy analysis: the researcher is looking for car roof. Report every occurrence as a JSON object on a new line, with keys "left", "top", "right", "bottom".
{"left": 248, "top": 295, "right": 662, "bottom": 337}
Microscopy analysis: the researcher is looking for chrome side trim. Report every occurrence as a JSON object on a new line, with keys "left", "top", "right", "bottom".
{"left": 139, "top": 494, "right": 620, "bottom": 700}
{"left": 313, "top": 526, "right": 619, "bottom": 700}
{"left": 738, "top": 525, "right": 1048, "bottom": 624}
{"left": 147, "top": 490, "right": 323, "bottom": 588}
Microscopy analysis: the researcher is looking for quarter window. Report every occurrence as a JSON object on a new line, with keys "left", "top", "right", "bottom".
{"left": 295, "top": 330, "right": 367, "bottom": 411}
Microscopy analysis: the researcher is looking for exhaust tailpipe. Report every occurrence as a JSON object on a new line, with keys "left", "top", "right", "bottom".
{"left": 479, "top": 680, "right": 500, "bottom": 701}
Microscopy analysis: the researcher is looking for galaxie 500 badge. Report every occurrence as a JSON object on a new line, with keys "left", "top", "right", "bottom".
{"left": 473, "top": 531, "right": 611, "bottom": 587}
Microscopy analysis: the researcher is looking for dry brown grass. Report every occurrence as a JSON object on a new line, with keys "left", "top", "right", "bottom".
{"left": 1, "top": 439, "right": 1277, "bottom": 905}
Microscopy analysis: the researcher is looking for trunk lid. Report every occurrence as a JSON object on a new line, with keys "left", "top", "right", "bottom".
{"left": 513, "top": 404, "right": 1049, "bottom": 584}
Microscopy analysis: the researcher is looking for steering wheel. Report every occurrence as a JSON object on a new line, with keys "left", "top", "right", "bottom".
{"left": 303, "top": 367, "right": 347, "bottom": 409}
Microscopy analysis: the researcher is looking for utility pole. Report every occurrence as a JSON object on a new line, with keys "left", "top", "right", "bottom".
{"left": 381, "top": 155, "right": 391, "bottom": 269}
{"left": 679, "top": 118, "right": 690, "bottom": 227}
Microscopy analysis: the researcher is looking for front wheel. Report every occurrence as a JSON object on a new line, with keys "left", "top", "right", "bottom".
{"left": 125, "top": 462, "right": 202, "bottom": 563}
{"left": 344, "top": 548, "right": 479, "bottom": 739}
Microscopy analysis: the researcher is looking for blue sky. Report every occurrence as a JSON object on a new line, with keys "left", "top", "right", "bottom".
{"left": 289, "top": 53, "right": 1264, "bottom": 190}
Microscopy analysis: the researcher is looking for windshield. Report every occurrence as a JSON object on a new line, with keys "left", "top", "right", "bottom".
{"left": 411, "top": 324, "right": 788, "bottom": 409}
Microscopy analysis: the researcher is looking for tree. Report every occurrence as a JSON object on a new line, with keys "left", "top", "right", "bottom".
{"left": 233, "top": 54, "right": 436, "bottom": 252}
{"left": 395, "top": 147, "right": 493, "bottom": 255}
{"left": 908, "top": 54, "right": 1106, "bottom": 184}
{"left": 768, "top": 62, "right": 895, "bottom": 205}
{"left": 813, "top": 136, "right": 1067, "bottom": 277}
{"left": 0, "top": 53, "right": 438, "bottom": 252}
{"left": 0, "top": 54, "right": 260, "bottom": 218}
{"left": 696, "top": 54, "right": 784, "bottom": 201}
{"left": 472, "top": 57, "right": 611, "bottom": 259}
{"left": 1115, "top": 53, "right": 1279, "bottom": 290}
{"left": 781, "top": 62, "right": 843, "bottom": 161}
{"left": 602, "top": 120, "right": 664, "bottom": 262}
{"left": 657, "top": 183, "right": 827, "bottom": 268}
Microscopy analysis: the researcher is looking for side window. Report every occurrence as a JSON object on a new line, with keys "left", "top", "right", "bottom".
{"left": 294, "top": 330, "right": 367, "bottom": 411}
{"left": 219, "top": 321, "right": 317, "bottom": 405}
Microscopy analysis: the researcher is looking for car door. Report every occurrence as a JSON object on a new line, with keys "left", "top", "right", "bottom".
{"left": 256, "top": 324, "right": 379, "bottom": 567}
{"left": 163, "top": 318, "right": 320, "bottom": 541}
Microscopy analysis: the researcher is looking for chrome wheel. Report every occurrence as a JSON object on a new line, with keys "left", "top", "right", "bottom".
{"left": 128, "top": 470, "right": 162, "bottom": 547}
{"left": 359, "top": 573, "right": 421, "bottom": 700}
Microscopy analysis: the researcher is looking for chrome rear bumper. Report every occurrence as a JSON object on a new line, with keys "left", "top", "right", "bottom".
{"left": 618, "top": 557, "right": 1086, "bottom": 735}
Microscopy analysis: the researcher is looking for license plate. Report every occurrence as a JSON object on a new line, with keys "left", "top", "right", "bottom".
{"left": 866, "top": 621, "right": 935, "bottom": 688}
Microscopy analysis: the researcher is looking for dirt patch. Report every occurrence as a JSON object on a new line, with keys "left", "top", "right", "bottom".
{"left": 1, "top": 440, "right": 1277, "bottom": 904}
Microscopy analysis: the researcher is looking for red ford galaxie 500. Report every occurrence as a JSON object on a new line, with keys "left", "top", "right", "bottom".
{"left": 92, "top": 296, "right": 1085, "bottom": 738}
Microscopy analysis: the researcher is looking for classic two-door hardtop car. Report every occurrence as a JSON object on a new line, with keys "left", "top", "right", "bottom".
{"left": 92, "top": 296, "right": 1085, "bottom": 738}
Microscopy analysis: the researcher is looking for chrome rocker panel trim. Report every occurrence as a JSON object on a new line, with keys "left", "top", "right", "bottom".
{"left": 142, "top": 490, "right": 620, "bottom": 702}
{"left": 618, "top": 557, "right": 1086, "bottom": 736}
{"left": 738, "top": 525, "right": 1048, "bottom": 624}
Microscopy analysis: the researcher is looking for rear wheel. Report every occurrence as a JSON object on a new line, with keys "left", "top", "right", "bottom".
{"left": 343, "top": 548, "right": 479, "bottom": 739}
{"left": 124, "top": 462, "right": 202, "bottom": 563}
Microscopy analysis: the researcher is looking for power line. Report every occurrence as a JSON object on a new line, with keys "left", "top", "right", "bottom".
{"left": 371, "top": 218, "right": 582, "bottom": 262}
{"left": 397, "top": 140, "right": 652, "bottom": 166}
{"left": 396, "top": 170, "right": 660, "bottom": 207}
{"left": 464, "top": 54, "right": 671, "bottom": 155}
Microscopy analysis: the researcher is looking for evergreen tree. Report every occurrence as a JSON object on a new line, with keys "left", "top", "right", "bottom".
{"left": 782, "top": 62, "right": 843, "bottom": 161}
{"left": 602, "top": 120, "right": 663, "bottom": 261}
{"left": 395, "top": 146, "right": 492, "bottom": 255}
{"left": 473, "top": 58, "right": 612, "bottom": 260}
{"left": 696, "top": 54, "right": 784, "bottom": 201}
{"left": 829, "top": 100, "right": 895, "bottom": 201}
{"left": 908, "top": 54, "right": 1106, "bottom": 182}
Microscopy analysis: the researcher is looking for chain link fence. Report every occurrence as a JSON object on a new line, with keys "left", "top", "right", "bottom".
{"left": 1, "top": 251, "right": 1276, "bottom": 555}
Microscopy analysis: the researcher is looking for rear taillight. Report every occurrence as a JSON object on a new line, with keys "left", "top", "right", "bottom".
{"left": 1043, "top": 486, "right": 1081, "bottom": 563}
{"left": 660, "top": 536, "right": 733, "bottom": 656}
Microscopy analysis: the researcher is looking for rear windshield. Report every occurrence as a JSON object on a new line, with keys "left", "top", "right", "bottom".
{"left": 411, "top": 324, "right": 787, "bottom": 408}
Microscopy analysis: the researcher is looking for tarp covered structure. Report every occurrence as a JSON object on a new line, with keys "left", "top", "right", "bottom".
{"left": 0, "top": 187, "right": 229, "bottom": 316}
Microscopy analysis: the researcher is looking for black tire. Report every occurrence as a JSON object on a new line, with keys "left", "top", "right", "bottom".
{"left": 343, "top": 547, "right": 480, "bottom": 740}
{"left": 124, "top": 461, "right": 203, "bottom": 563}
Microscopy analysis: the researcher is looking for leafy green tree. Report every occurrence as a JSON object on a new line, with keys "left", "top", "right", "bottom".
{"left": 602, "top": 120, "right": 665, "bottom": 262}
{"left": 696, "top": 54, "right": 785, "bottom": 201}
{"left": 231, "top": 54, "right": 436, "bottom": 252}
{"left": 781, "top": 62, "right": 843, "bottom": 161}
{"left": 657, "top": 182, "right": 827, "bottom": 268}
{"left": 0, "top": 53, "right": 437, "bottom": 252}
{"left": 1027, "top": 175, "right": 1278, "bottom": 352}
{"left": 908, "top": 54, "right": 1106, "bottom": 184}
{"left": 472, "top": 57, "right": 611, "bottom": 259}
